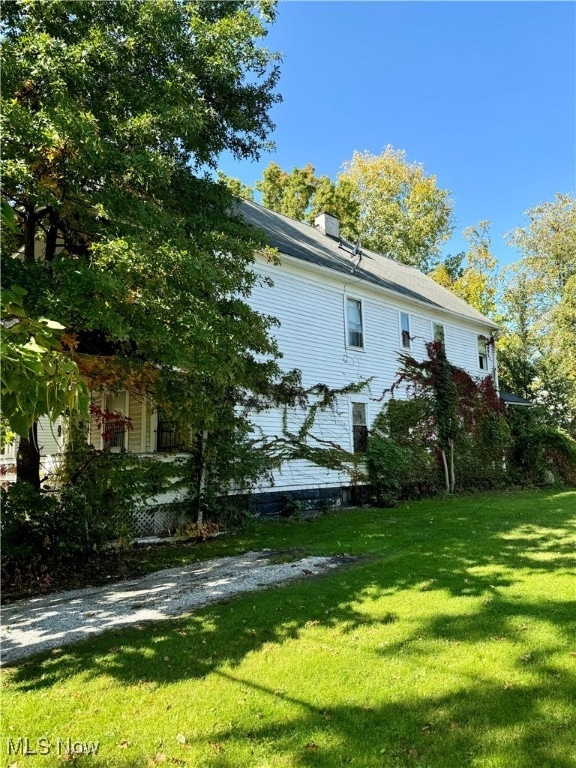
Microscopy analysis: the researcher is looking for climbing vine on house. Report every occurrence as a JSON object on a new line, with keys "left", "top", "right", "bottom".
{"left": 367, "top": 341, "right": 510, "bottom": 504}
{"left": 183, "top": 374, "right": 372, "bottom": 525}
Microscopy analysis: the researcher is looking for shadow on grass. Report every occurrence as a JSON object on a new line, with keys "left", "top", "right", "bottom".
{"left": 5, "top": 490, "right": 576, "bottom": 766}
{"left": 17, "top": 668, "right": 574, "bottom": 768}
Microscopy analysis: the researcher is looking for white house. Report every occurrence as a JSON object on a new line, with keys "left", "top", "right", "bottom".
{"left": 236, "top": 199, "right": 499, "bottom": 513}
{"left": 2, "top": 200, "right": 499, "bottom": 524}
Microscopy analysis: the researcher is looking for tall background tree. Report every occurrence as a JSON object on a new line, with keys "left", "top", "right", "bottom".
{"left": 429, "top": 221, "right": 499, "bottom": 316}
{"left": 500, "top": 194, "right": 576, "bottom": 432}
{"left": 339, "top": 147, "right": 453, "bottom": 271}
{"left": 1, "top": 0, "right": 283, "bottom": 488}
{"left": 253, "top": 147, "right": 453, "bottom": 271}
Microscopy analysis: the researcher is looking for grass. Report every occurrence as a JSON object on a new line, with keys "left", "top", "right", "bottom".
{"left": 2, "top": 489, "right": 576, "bottom": 768}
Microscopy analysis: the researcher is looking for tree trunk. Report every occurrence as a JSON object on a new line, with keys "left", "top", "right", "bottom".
{"left": 441, "top": 448, "right": 450, "bottom": 493}
{"left": 449, "top": 438, "right": 456, "bottom": 493}
{"left": 196, "top": 429, "right": 209, "bottom": 525}
{"left": 16, "top": 423, "right": 41, "bottom": 490}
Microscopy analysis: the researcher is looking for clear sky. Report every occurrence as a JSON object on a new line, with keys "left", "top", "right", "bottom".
{"left": 217, "top": 0, "right": 576, "bottom": 269}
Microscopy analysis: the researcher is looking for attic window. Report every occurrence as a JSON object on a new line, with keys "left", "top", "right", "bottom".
{"left": 347, "top": 298, "right": 364, "bottom": 348}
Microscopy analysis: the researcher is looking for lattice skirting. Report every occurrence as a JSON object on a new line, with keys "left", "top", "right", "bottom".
{"left": 131, "top": 505, "right": 181, "bottom": 536}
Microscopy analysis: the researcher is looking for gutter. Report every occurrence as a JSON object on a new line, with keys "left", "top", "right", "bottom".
{"left": 255, "top": 249, "right": 500, "bottom": 334}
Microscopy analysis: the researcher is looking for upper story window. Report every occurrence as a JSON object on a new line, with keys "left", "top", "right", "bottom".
{"left": 433, "top": 323, "right": 445, "bottom": 345}
{"left": 400, "top": 312, "right": 411, "bottom": 349}
{"left": 347, "top": 298, "right": 364, "bottom": 348}
{"left": 478, "top": 336, "right": 488, "bottom": 370}
{"left": 352, "top": 402, "right": 368, "bottom": 453}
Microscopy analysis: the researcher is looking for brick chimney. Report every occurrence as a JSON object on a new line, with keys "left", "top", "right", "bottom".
{"left": 314, "top": 212, "right": 340, "bottom": 239}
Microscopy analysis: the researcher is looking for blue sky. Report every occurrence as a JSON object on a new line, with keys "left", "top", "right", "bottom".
{"left": 217, "top": 0, "right": 576, "bottom": 269}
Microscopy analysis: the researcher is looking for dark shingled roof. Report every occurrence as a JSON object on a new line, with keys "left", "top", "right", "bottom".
{"left": 238, "top": 199, "right": 498, "bottom": 330}
{"left": 500, "top": 391, "right": 533, "bottom": 406}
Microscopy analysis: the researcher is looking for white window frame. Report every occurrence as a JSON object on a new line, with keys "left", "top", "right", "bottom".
{"left": 350, "top": 399, "right": 369, "bottom": 454}
{"left": 433, "top": 321, "right": 445, "bottom": 345}
{"left": 346, "top": 296, "right": 365, "bottom": 350}
{"left": 478, "top": 336, "right": 489, "bottom": 371}
{"left": 0, "top": 441, "right": 16, "bottom": 460}
{"left": 400, "top": 311, "right": 411, "bottom": 350}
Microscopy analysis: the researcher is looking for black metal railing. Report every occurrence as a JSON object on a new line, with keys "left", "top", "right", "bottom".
{"left": 157, "top": 421, "right": 180, "bottom": 452}
{"left": 104, "top": 424, "right": 125, "bottom": 450}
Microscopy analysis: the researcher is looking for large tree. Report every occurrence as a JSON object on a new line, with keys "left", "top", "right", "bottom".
{"left": 254, "top": 147, "right": 453, "bottom": 270}
{"left": 501, "top": 194, "right": 576, "bottom": 431}
{"left": 1, "top": 0, "right": 283, "bottom": 488}
{"left": 339, "top": 147, "right": 453, "bottom": 271}
{"left": 429, "top": 221, "right": 499, "bottom": 317}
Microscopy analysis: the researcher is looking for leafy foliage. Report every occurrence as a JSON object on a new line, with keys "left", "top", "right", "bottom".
{"left": 1, "top": 285, "right": 89, "bottom": 437}
{"left": 1, "top": 0, "right": 284, "bottom": 487}
{"left": 506, "top": 406, "right": 576, "bottom": 486}
{"left": 339, "top": 147, "right": 453, "bottom": 271}
{"left": 429, "top": 221, "right": 499, "bottom": 316}
{"left": 500, "top": 194, "right": 576, "bottom": 433}
{"left": 253, "top": 147, "right": 453, "bottom": 270}
{"left": 367, "top": 343, "right": 510, "bottom": 503}
{"left": 1, "top": 416, "right": 186, "bottom": 587}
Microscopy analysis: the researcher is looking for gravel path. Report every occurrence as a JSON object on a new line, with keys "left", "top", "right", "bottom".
{"left": 1, "top": 550, "right": 343, "bottom": 664}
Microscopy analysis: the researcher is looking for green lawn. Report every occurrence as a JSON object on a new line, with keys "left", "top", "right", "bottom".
{"left": 3, "top": 490, "right": 576, "bottom": 768}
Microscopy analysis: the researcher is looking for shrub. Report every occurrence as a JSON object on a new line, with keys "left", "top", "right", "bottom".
{"left": 366, "top": 437, "right": 413, "bottom": 507}
{"left": 507, "top": 406, "right": 576, "bottom": 485}
{"left": 2, "top": 421, "right": 183, "bottom": 588}
{"left": 1, "top": 482, "right": 60, "bottom": 588}
{"left": 368, "top": 398, "right": 442, "bottom": 505}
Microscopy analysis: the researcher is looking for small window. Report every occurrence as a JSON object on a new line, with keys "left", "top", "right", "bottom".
{"left": 478, "top": 336, "right": 488, "bottom": 370}
{"left": 0, "top": 441, "right": 15, "bottom": 459}
{"left": 401, "top": 312, "right": 411, "bottom": 349}
{"left": 347, "top": 298, "right": 364, "bottom": 348}
{"left": 433, "top": 323, "right": 445, "bottom": 345}
{"left": 352, "top": 402, "right": 368, "bottom": 453}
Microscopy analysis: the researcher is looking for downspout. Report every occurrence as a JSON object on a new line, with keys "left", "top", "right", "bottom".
{"left": 491, "top": 331, "right": 500, "bottom": 395}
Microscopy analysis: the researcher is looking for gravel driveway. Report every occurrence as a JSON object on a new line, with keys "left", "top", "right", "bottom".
{"left": 1, "top": 550, "right": 343, "bottom": 665}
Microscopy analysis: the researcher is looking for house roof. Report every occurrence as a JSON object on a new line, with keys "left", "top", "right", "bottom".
{"left": 499, "top": 391, "right": 533, "bottom": 406}
{"left": 238, "top": 199, "right": 499, "bottom": 330}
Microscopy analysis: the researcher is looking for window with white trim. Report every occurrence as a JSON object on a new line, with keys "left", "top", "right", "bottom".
{"left": 347, "top": 298, "right": 364, "bottom": 348}
{"left": 433, "top": 322, "right": 445, "bottom": 345}
{"left": 0, "top": 441, "right": 15, "bottom": 459}
{"left": 478, "top": 336, "right": 488, "bottom": 370}
{"left": 400, "top": 312, "right": 411, "bottom": 349}
{"left": 352, "top": 402, "right": 368, "bottom": 453}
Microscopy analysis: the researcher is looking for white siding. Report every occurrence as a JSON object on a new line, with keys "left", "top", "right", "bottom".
{"left": 127, "top": 393, "right": 144, "bottom": 453}
{"left": 36, "top": 417, "right": 64, "bottom": 456}
{"left": 248, "top": 255, "right": 497, "bottom": 494}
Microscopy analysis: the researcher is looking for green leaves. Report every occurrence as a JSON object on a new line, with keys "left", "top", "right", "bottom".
{"left": 1, "top": 286, "right": 89, "bottom": 437}
{"left": 339, "top": 147, "right": 454, "bottom": 271}
{"left": 252, "top": 148, "right": 453, "bottom": 270}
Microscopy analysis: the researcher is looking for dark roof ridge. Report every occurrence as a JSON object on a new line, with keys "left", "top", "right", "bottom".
{"left": 236, "top": 198, "right": 499, "bottom": 330}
